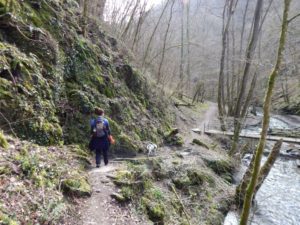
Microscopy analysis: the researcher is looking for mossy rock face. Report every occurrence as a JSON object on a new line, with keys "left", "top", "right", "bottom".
{"left": 142, "top": 197, "right": 165, "bottom": 224}
{"left": 61, "top": 177, "right": 91, "bottom": 197}
{"left": 187, "top": 169, "right": 215, "bottom": 186}
{"left": 204, "top": 159, "right": 234, "bottom": 180}
{"left": 206, "top": 209, "right": 224, "bottom": 225}
{"left": 0, "top": 0, "right": 173, "bottom": 151}
{"left": 111, "top": 133, "right": 140, "bottom": 157}
{"left": 172, "top": 176, "right": 191, "bottom": 190}
{"left": 149, "top": 159, "right": 169, "bottom": 180}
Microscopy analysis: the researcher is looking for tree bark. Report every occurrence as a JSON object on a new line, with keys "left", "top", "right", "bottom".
{"left": 142, "top": 0, "right": 170, "bottom": 67}
{"left": 179, "top": 0, "right": 186, "bottom": 98}
{"left": 186, "top": 0, "right": 191, "bottom": 92}
{"left": 218, "top": 0, "right": 236, "bottom": 131}
{"left": 236, "top": 140, "right": 282, "bottom": 207}
{"left": 234, "top": 0, "right": 263, "bottom": 119}
{"left": 157, "top": 0, "right": 175, "bottom": 84}
{"left": 82, "top": 0, "right": 89, "bottom": 37}
{"left": 230, "top": 0, "right": 264, "bottom": 155}
{"left": 239, "top": 1, "right": 291, "bottom": 224}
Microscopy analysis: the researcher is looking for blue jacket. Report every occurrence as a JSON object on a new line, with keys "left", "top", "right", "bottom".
{"left": 89, "top": 116, "right": 111, "bottom": 151}
{"left": 90, "top": 116, "right": 111, "bottom": 136}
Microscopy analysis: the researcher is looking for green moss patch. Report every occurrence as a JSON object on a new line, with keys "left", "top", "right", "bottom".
{"left": 61, "top": 176, "right": 91, "bottom": 197}
{"left": 0, "top": 131, "right": 8, "bottom": 149}
{"left": 204, "top": 159, "right": 234, "bottom": 183}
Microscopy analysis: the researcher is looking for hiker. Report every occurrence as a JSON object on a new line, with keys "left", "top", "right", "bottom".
{"left": 89, "top": 108, "right": 111, "bottom": 168}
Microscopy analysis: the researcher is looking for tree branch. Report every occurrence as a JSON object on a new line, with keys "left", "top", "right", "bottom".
{"left": 288, "top": 12, "right": 300, "bottom": 24}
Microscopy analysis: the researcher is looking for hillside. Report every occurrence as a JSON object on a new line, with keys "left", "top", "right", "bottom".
{"left": 0, "top": 0, "right": 173, "bottom": 223}
{"left": 0, "top": 0, "right": 173, "bottom": 153}
{"left": 0, "top": 0, "right": 235, "bottom": 224}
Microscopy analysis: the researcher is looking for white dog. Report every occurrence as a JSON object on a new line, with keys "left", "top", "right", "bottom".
{"left": 147, "top": 143, "right": 157, "bottom": 157}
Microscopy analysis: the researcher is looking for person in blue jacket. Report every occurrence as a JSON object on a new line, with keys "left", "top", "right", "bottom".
{"left": 89, "top": 108, "right": 111, "bottom": 168}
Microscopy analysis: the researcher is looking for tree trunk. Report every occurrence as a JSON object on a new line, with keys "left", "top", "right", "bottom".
{"left": 142, "top": 0, "right": 170, "bottom": 67}
{"left": 179, "top": 0, "right": 186, "bottom": 99}
{"left": 230, "top": 0, "right": 264, "bottom": 155}
{"left": 82, "top": 0, "right": 89, "bottom": 37}
{"left": 218, "top": 0, "right": 236, "bottom": 131}
{"left": 236, "top": 140, "right": 282, "bottom": 207}
{"left": 157, "top": 0, "right": 175, "bottom": 84}
{"left": 234, "top": 0, "right": 263, "bottom": 119}
{"left": 132, "top": 2, "right": 148, "bottom": 50}
{"left": 121, "top": 0, "right": 140, "bottom": 39}
{"left": 239, "top": 1, "right": 291, "bottom": 224}
{"left": 186, "top": 0, "right": 191, "bottom": 92}
{"left": 253, "top": 139, "right": 282, "bottom": 198}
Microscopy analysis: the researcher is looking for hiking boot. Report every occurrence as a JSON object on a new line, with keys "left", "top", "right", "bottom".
{"left": 96, "top": 164, "right": 100, "bottom": 168}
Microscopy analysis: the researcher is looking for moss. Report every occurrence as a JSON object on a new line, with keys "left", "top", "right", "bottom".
{"left": 172, "top": 176, "right": 191, "bottom": 190}
{"left": 112, "top": 133, "right": 139, "bottom": 157}
{"left": 61, "top": 176, "right": 91, "bottom": 197}
{"left": 142, "top": 197, "right": 165, "bottom": 224}
{"left": 0, "top": 211, "right": 19, "bottom": 225}
{"left": 192, "top": 139, "right": 209, "bottom": 149}
{"left": 19, "top": 154, "right": 39, "bottom": 177}
{"left": 111, "top": 192, "right": 127, "bottom": 202}
{"left": 120, "top": 186, "right": 134, "bottom": 200}
{"left": 0, "top": 131, "right": 8, "bottom": 149}
{"left": 68, "top": 89, "right": 94, "bottom": 114}
{"left": 204, "top": 159, "right": 234, "bottom": 183}
{"left": 151, "top": 158, "right": 168, "bottom": 180}
{"left": 187, "top": 169, "right": 215, "bottom": 186}
{"left": 0, "top": 165, "right": 11, "bottom": 175}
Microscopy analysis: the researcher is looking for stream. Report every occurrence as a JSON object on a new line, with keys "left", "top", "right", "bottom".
{"left": 224, "top": 112, "right": 300, "bottom": 225}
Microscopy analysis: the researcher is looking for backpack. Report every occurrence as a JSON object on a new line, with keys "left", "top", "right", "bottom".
{"left": 93, "top": 117, "right": 106, "bottom": 138}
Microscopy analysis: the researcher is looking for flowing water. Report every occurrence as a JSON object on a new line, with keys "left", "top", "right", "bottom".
{"left": 224, "top": 113, "right": 300, "bottom": 225}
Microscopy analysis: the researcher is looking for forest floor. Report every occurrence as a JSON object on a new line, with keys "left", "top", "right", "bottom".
{"left": 78, "top": 102, "right": 228, "bottom": 225}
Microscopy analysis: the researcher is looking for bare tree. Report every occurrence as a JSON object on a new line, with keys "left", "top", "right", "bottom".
{"left": 239, "top": 0, "right": 291, "bottom": 223}
{"left": 230, "top": 0, "right": 264, "bottom": 155}
{"left": 157, "top": 0, "right": 175, "bottom": 84}
{"left": 142, "top": 0, "right": 170, "bottom": 67}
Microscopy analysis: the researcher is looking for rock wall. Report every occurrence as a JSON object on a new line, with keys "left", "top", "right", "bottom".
{"left": 0, "top": 0, "right": 173, "bottom": 155}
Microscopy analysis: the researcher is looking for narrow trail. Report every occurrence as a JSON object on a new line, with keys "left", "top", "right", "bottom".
{"left": 80, "top": 163, "right": 149, "bottom": 225}
{"left": 79, "top": 102, "right": 217, "bottom": 224}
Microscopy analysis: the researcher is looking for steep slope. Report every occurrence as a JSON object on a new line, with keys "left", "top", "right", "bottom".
{"left": 0, "top": 0, "right": 173, "bottom": 155}
{"left": 0, "top": 0, "right": 174, "bottom": 224}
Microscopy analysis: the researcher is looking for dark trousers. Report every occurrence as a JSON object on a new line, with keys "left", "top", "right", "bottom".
{"left": 95, "top": 147, "right": 108, "bottom": 165}
{"left": 93, "top": 137, "right": 109, "bottom": 165}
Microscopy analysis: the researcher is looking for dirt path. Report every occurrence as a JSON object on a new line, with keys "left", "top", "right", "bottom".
{"left": 80, "top": 163, "right": 149, "bottom": 225}
{"left": 79, "top": 102, "right": 217, "bottom": 224}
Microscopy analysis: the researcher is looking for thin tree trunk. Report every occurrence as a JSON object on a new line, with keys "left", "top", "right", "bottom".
{"left": 239, "top": 1, "right": 291, "bottom": 223}
{"left": 230, "top": 0, "right": 264, "bottom": 155}
{"left": 121, "top": 0, "right": 140, "bottom": 39}
{"left": 142, "top": 0, "right": 170, "bottom": 67}
{"left": 179, "top": 0, "right": 186, "bottom": 98}
{"left": 157, "top": 0, "right": 175, "bottom": 84}
{"left": 132, "top": 2, "right": 148, "bottom": 50}
{"left": 237, "top": 0, "right": 250, "bottom": 90}
{"left": 236, "top": 140, "right": 282, "bottom": 207}
{"left": 118, "top": 0, "right": 135, "bottom": 34}
{"left": 186, "top": 0, "right": 191, "bottom": 92}
{"left": 229, "top": 17, "right": 236, "bottom": 115}
{"left": 218, "top": 0, "right": 236, "bottom": 130}
{"left": 82, "top": 0, "right": 89, "bottom": 37}
{"left": 234, "top": 0, "right": 263, "bottom": 119}
{"left": 229, "top": 70, "right": 256, "bottom": 156}
{"left": 253, "top": 140, "right": 282, "bottom": 197}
